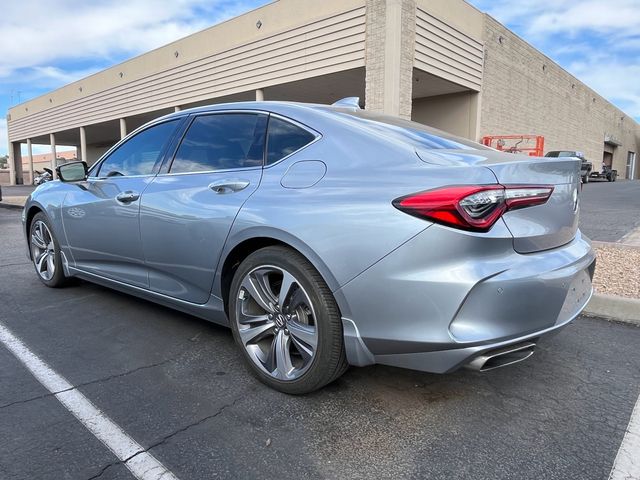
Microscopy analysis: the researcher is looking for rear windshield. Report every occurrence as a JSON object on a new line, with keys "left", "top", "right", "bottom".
{"left": 547, "top": 151, "right": 584, "bottom": 158}
{"left": 325, "top": 108, "right": 487, "bottom": 151}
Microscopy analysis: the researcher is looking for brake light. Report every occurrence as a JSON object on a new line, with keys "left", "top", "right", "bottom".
{"left": 393, "top": 185, "right": 554, "bottom": 232}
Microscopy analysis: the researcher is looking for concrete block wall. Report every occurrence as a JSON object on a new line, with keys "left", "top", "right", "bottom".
{"left": 364, "top": 0, "right": 415, "bottom": 118}
{"left": 480, "top": 16, "right": 640, "bottom": 178}
{"left": 398, "top": 0, "right": 416, "bottom": 119}
{"left": 364, "top": 0, "right": 386, "bottom": 112}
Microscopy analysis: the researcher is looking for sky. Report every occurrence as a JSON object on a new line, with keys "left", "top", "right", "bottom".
{"left": 1, "top": 0, "right": 639, "bottom": 156}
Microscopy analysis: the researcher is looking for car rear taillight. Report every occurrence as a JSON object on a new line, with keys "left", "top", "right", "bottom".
{"left": 393, "top": 185, "right": 554, "bottom": 232}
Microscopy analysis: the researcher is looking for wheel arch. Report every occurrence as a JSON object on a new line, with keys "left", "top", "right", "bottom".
{"left": 215, "top": 228, "right": 347, "bottom": 318}
{"left": 24, "top": 204, "right": 45, "bottom": 259}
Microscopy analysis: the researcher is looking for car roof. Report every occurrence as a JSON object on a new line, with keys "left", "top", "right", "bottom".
{"left": 159, "top": 101, "right": 346, "bottom": 119}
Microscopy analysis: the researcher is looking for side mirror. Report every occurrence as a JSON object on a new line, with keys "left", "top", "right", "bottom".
{"left": 56, "top": 161, "right": 88, "bottom": 182}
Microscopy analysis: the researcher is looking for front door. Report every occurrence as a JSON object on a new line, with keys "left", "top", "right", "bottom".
{"left": 140, "top": 112, "right": 268, "bottom": 303}
{"left": 62, "top": 119, "right": 181, "bottom": 287}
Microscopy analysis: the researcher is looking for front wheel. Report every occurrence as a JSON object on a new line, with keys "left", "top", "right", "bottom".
{"left": 29, "top": 213, "right": 67, "bottom": 287}
{"left": 229, "top": 246, "right": 348, "bottom": 394}
{"left": 583, "top": 174, "right": 590, "bottom": 184}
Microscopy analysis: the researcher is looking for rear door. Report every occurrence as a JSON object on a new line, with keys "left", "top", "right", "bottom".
{"left": 62, "top": 119, "right": 181, "bottom": 287}
{"left": 139, "top": 112, "right": 267, "bottom": 303}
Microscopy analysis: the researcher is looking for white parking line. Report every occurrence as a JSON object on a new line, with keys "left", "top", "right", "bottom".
{"left": 0, "top": 322, "right": 179, "bottom": 480}
{"left": 609, "top": 393, "right": 640, "bottom": 480}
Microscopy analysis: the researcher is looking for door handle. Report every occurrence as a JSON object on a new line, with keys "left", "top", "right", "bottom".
{"left": 208, "top": 179, "right": 250, "bottom": 194}
{"left": 115, "top": 191, "right": 140, "bottom": 203}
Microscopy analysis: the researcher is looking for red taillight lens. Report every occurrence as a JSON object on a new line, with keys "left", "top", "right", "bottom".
{"left": 393, "top": 185, "right": 554, "bottom": 232}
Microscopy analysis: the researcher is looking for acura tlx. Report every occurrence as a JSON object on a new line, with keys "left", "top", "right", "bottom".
{"left": 23, "top": 98, "right": 595, "bottom": 393}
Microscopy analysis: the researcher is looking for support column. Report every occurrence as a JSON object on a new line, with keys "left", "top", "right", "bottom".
{"left": 7, "top": 141, "right": 17, "bottom": 185}
{"left": 255, "top": 89, "right": 264, "bottom": 101}
{"left": 8, "top": 141, "right": 23, "bottom": 185}
{"left": 50, "top": 133, "right": 57, "bottom": 180}
{"left": 364, "top": 0, "right": 415, "bottom": 118}
{"left": 119, "top": 118, "right": 127, "bottom": 139}
{"left": 174, "top": 106, "right": 182, "bottom": 113}
{"left": 79, "top": 126, "right": 87, "bottom": 163}
{"left": 27, "top": 139, "right": 34, "bottom": 185}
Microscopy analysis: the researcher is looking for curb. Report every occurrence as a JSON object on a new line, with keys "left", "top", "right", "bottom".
{"left": 592, "top": 240, "right": 640, "bottom": 250}
{"left": 0, "top": 202, "right": 23, "bottom": 210}
{"left": 583, "top": 293, "right": 640, "bottom": 326}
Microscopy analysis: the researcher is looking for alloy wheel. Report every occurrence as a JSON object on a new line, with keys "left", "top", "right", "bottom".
{"left": 235, "top": 265, "right": 318, "bottom": 381}
{"left": 31, "top": 220, "right": 56, "bottom": 281}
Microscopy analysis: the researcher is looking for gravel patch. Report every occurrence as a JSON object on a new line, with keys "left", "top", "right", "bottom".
{"left": 593, "top": 244, "right": 640, "bottom": 299}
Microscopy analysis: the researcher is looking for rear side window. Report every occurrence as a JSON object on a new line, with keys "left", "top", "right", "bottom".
{"left": 266, "top": 117, "right": 317, "bottom": 165}
{"left": 97, "top": 120, "right": 179, "bottom": 177}
{"left": 170, "top": 113, "right": 267, "bottom": 173}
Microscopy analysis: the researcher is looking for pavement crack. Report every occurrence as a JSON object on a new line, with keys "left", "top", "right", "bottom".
{"left": 149, "top": 395, "right": 243, "bottom": 447}
{"left": 0, "top": 262, "right": 30, "bottom": 268}
{"left": 0, "top": 385, "right": 75, "bottom": 410}
{"left": 85, "top": 395, "right": 244, "bottom": 480}
{"left": 0, "top": 355, "right": 179, "bottom": 410}
{"left": 86, "top": 460, "right": 119, "bottom": 480}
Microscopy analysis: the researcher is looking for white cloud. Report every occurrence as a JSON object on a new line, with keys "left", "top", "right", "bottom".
{"left": 569, "top": 61, "right": 640, "bottom": 118}
{"left": 0, "top": 0, "right": 263, "bottom": 79}
{"left": 527, "top": 1, "right": 640, "bottom": 38}
{"left": 471, "top": 0, "right": 640, "bottom": 38}
{"left": 0, "top": 0, "right": 266, "bottom": 155}
{"left": 29, "top": 66, "right": 103, "bottom": 86}
{"left": 468, "top": 0, "right": 640, "bottom": 120}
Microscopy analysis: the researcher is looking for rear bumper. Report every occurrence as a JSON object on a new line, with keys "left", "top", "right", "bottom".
{"left": 367, "top": 291, "right": 590, "bottom": 373}
{"left": 338, "top": 224, "right": 595, "bottom": 373}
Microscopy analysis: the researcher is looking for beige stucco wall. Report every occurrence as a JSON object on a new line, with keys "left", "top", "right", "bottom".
{"left": 86, "top": 145, "right": 111, "bottom": 166}
{"left": 8, "top": 0, "right": 366, "bottom": 141}
{"left": 480, "top": 16, "right": 640, "bottom": 178}
{"left": 412, "top": 91, "right": 479, "bottom": 138}
{"left": 416, "top": 0, "right": 484, "bottom": 40}
{"left": 414, "top": 4, "right": 483, "bottom": 92}
{"left": 4, "top": 0, "right": 640, "bottom": 185}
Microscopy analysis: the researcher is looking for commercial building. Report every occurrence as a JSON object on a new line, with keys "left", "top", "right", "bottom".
{"left": 19, "top": 150, "right": 77, "bottom": 185}
{"left": 4, "top": 0, "right": 639, "bottom": 185}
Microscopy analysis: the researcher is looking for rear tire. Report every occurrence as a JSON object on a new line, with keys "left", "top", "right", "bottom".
{"left": 29, "top": 212, "right": 67, "bottom": 288}
{"left": 228, "top": 246, "right": 348, "bottom": 394}
{"left": 583, "top": 174, "right": 589, "bottom": 184}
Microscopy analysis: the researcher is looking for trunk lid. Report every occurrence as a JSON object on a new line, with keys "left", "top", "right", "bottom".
{"left": 417, "top": 148, "right": 582, "bottom": 253}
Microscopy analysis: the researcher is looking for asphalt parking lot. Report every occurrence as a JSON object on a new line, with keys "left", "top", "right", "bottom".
{"left": 1, "top": 205, "right": 639, "bottom": 479}
{"left": 579, "top": 180, "right": 640, "bottom": 242}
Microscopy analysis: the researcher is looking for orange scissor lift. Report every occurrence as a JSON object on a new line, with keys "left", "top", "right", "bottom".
{"left": 481, "top": 135, "right": 545, "bottom": 157}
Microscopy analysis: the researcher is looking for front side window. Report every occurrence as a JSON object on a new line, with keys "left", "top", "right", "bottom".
{"left": 170, "top": 113, "right": 267, "bottom": 173}
{"left": 266, "top": 117, "right": 317, "bottom": 165}
{"left": 97, "top": 120, "right": 179, "bottom": 177}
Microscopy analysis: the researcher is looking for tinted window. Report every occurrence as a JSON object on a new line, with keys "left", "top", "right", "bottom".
{"left": 558, "top": 151, "right": 583, "bottom": 158}
{"left": 266, "top": 117, "right": 317, "bottom": 165}
{"left": 170, "top": 113, "right": 267, "bottom": 173}
{"left": 98, "top": 120, "right": 179, "bottom": 177}
{"left": 547, "top": 151, "right": 584, "bottom": 158}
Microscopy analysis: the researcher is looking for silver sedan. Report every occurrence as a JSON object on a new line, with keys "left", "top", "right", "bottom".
{"left": 23, "top": 99, "right": 595, "bottom": 393}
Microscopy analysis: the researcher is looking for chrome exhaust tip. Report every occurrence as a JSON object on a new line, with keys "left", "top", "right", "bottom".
{"left": 467, "top": 342, "right": 536, "bottom": 372}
